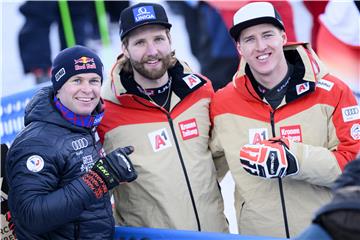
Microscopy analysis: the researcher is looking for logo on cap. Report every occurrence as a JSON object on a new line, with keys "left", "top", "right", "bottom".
{"left": 74, "top": 56, "right": 96, "bottom": 71}
{"left": 55, "top": 68, "right": 66, "bottom": 82}
{"left": 133, "top": 6, "right": 156, "bottom": 22}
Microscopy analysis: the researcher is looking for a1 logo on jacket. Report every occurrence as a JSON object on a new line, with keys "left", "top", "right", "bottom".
{"left": 148, "top": 128, "right": 172, "bottom": 152}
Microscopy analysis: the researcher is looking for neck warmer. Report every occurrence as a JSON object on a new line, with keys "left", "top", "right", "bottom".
{"left": 54, "top": 96, "right": 104, "bottom": 128}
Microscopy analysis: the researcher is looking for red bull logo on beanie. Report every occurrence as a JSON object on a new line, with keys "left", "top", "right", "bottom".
{"left": 74, "top": 56, "right": 97, "bottom": 71}
{"left": 133, "top": 6, "right": 156, "bottom": 22}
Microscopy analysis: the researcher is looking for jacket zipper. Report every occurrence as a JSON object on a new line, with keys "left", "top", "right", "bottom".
{"left": 270, "top": 111, "right": 290, "bottom": 239}
{"left": 166, "top": 112, "right": 201, "bottom": 231}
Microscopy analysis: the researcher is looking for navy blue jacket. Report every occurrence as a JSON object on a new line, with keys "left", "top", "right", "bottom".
{"left": 6, "top": 87, "right": 114, "bottom": 239}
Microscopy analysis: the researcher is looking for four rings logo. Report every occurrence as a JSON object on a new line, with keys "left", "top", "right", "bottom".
{"left": 72, "top": 138, "right": 89, "bottom": 151}
{"left": 342, "top": 105, "right": 360, "bottom": 122}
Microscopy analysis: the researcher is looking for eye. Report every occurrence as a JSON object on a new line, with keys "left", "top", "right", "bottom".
{"left": 155, "top": 36, "right": 165, "bottom": 42}
{"left": 134, "top": 40, "right": 145, "bottom": 46}
{"left": 90, "top": 78, "right": 101, "bottom": 85}
{"left": 263, "top": 33, "right": 274, "bottom": 39}
{"left": 244, "top": 37, "right": 255, "bottom": 43}
{"left": 72, "top": 78, "right": 81, "bottom": 84}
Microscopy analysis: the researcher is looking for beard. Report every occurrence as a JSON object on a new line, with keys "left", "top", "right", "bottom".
{"left": 130, "top": 53, "right": 172, "bottom": 80}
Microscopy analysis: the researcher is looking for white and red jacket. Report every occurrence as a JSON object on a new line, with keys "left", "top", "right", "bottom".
{"left": 210, "top": 43, "right": 360, "bottom": 237}
{"left": 98, "top": 55, "right": 228, "bottom": 232}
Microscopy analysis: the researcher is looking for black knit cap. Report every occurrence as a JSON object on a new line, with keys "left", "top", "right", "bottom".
{"left": 119, "top": 2, "right": 172, "bottom": 40}
{"left": 51, "top": 45, "right": 104, "bottom": 93}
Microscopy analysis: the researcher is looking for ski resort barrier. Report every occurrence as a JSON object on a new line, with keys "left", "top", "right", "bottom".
{"left": 113, "top": 226, "right": 285, "bottom": 240}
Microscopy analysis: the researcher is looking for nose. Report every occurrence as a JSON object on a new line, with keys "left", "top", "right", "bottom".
{"left": 255, "top": 38, "right": 267, "bottom": 52}
{"left": 146, "top": 42, "right": 158, "bottom": 56}
{"left": 80, "top": 81, "right": 92, "bottom": 93}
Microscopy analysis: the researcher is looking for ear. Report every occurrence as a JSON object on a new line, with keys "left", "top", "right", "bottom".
{"left": 122, "top": 44, "right": 129, "bottom": 58}
{"left": 236, "top": 42, "right": 243, "bottom": 56}
{"left": 282, "top": 31, "right": 288, "bottom": 45}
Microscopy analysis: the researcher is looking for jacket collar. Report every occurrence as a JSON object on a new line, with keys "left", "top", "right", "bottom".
{"left": 233, "top": 42, "right": 329, "bottom": 105}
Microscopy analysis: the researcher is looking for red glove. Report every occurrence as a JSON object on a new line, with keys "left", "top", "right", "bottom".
{"left": 239, "top": 138, "right": 299, "bottom": 178}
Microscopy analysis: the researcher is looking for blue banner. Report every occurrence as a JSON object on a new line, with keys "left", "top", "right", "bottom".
{"left": 114, "top": 226, "right": 285, "bottom": 240}
{"left": 1, "top": 88, "right": 38, "bottom": 145}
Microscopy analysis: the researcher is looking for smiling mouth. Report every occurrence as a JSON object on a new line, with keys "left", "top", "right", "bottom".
{"left": 146, "top": 59, "right": 160, "bottom": 65}
{"left": 76, "top": 97, "right": 94, "bottom": 102}
{"left": 257, "top": 53, "right": 270, "bottom": 60}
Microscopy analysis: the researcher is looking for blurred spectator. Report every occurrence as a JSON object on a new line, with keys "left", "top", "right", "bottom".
{"left": 1, "top": 144, "right": 16, "bottom": 239}
{"left": 167, "top": 1, "right": 238, "bottom": 91}
{"left": 167, "top": 0, "right": 299, "bottom": 91}
{"left": 206, "top": 0, "right": 297, "bottom": 41}
{"left": 316, "top": 0, "right": 360, "bottom": 100}
{"left": 296, "top": 155, "right": 360, "bottom": 240}
{"left": 18, "top": 1, "right": 129, "bottom": 84}
{"left": 302, "top": 0, "right": 328, "bottom": 52}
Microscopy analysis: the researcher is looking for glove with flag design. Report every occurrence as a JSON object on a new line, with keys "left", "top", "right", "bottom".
{"left": 82, "top": 146, "right": 137, "bottom": 198}
{"left": 239, "top": 138, "right": 299, "bottom": 178}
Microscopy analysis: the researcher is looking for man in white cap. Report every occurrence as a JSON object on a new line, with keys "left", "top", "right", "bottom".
{"left": 97, "top": 2, "right": 228, "bottom": 232}
{"left": 210, "top": 1, "right": 359, "bottom": 238}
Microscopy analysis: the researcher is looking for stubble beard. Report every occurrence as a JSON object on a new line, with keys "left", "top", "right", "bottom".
{"left": 130, "top": 53, "right": 172, "bottom": 80}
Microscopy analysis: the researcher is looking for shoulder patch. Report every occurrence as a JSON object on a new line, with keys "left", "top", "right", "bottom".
{"left": 317, "top": 79, "right": 334, "bottom": 91}
{"left": 26, "top": 155, "right": 44, "bottom": 172}
{"left": 182, "top": 74, "right": 202, "bottom": 89}
{"left": 350, "top": 123, "right": 360, "bottom": 140}
{"left": 342, "top": 105, "right": 360, "bottom": 122}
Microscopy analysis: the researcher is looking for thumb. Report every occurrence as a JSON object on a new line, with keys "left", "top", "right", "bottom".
{"left": 121, "top": 146, "right": 134, "bottom": 155}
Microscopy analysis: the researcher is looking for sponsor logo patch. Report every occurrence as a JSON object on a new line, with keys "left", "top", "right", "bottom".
{"left": 179, "top": 118, "right": 199, "bottom": 140}
{"left": 182, "top": 74, "right": 201, "bottom": 89}
{"left": 55, "top": 68, "right": 65, "bottom": 82}
{"left": 342, "top": 105, "right": 360, "bottom": 122}
{"left": 26, "top": 155, "right": 44, "bottom": 172}
{"left": 72, "top": 138, "right": 89, "bottom": 151}
{"left": 80, "top": 155, "right": 95, "bottom": 172}
{"left": 248, "top": 128, "right": 268, "bottom": 144}
{"left": 296, "top": 82, "right": 310, "bottom": 95}
{"left": 148, "top": 128, "right": 172, "bottom": 152}
{"left": 74, "top": 56, "right": 97, "bottom": 71}
{"left": 280, "top": 125, "right": 302, "bottom": 142}
{"left": 317, "top": 79, "right": 334, "bottom": 91}
{"left": 133, "top": 6, "right": 155, "bottom": 22}
{"left": 350, "top": 123, "right": 360, "bottom": 140}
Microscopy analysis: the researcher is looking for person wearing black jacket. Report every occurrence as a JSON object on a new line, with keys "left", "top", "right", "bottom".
{"left": 6, "top": 45, "right": 137, "bottom": 239}
{"left": 296, "top": 155, "right": 360, "bottom": 240}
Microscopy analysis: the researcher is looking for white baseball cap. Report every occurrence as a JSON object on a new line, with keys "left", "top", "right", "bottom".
{"left": 229, "top": 2, "right": 285, "bottom": 41}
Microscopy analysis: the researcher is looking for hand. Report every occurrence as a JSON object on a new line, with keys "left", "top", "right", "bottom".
{"left": 92, "top": 146, "right": 138, "bottom": 190}
{"left": 239, "top": 138, "right": 299, "bottom": 178}
{"left": 82, "top": 146, "right": 137, "bottom": 198}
